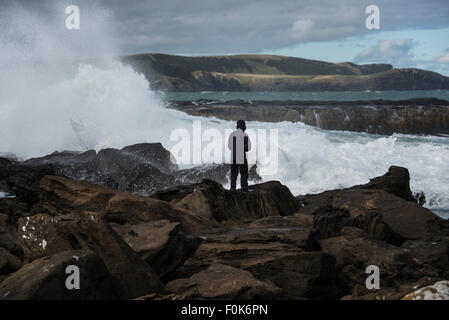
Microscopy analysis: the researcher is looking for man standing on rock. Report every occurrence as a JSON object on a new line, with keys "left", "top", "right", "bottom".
{"left": 228, "top": 119, "right": 251, "bottom": 191}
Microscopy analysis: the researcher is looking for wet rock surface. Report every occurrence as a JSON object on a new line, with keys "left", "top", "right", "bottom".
{"left": 171, "top": 98, "right": 449, "bottom": 135}
{"left": 16, "top": 143, "right": 260, "bottom": 197}
{"left": 165, "top": 263, "right": 282, "bottom": 299}
{"left": 0, "top": 250, "right": 113, "bottom": 300}
{"left": 1, "top": 144, "right": 448, "bottom": 300}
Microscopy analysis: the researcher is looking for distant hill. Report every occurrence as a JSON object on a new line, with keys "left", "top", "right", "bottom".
{"left": 120, "top": 53, "right": 449, "bottom": 91}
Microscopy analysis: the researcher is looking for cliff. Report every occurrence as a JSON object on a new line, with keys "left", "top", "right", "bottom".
{"left": 120, "top": 53, "right": 449, "bottom": 91}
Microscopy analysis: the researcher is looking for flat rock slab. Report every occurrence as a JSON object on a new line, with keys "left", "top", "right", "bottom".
{"left": 111, "top": 220, "right": 201, "bottom": 278}
{"left": 165, "top": 263, "right": 281, "bottom": 299}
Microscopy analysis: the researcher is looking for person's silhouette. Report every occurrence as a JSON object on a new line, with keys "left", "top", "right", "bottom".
{"left": 228, "top": 119, "right": 251, "bottom": 191}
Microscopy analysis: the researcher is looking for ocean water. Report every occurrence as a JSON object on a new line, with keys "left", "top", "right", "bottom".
{"left": 162, "top": 90, "right": 449, "bottom": 102}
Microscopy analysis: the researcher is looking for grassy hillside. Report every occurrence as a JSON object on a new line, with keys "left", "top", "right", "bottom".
{"left": 120, "top": 53, "right": 449, "bottom": 91}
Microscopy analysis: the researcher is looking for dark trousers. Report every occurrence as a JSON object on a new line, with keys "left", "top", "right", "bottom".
{"left": 230, "top": 159, "right": 248, "bottom": 191}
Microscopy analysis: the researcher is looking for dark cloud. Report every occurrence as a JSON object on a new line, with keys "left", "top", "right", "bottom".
{"left": 102, "top": 0, "right": 449, "bottom": 55}
{"left": 2, "top": 0, "right": 449, "bottom": 55}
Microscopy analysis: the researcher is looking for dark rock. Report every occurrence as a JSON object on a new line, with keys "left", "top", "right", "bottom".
{"left": 111, "top": 220, "right": 202, "bottom": 279}
{"left": 175, "top": 237, "right": 304, "bottom": 279}
{"left": 312, "top": 205, "right": 401, "bottom": 244}
{"left": 3, "top": 163, "right": 57, "bottom": 205}
{"left": 38, "top": 175, "right": 218, "bottom": 234}
{"left": 0, "top": 213, "right": 23, "bottom": 258}
{"left": 77, "top": 211, "right": 163, "bottom": 299}
{"left": 401, "top": 280, "right": 449, "bottom": 300}
{"left": 319, "top": 228, "right": 416, "bottom": 295}
{"left": 16, "top": 210, "right": 164, "bottom": 299}
{"left": 171, "top": 218, "right": 337, "bottom": 299}
{"left": 359, "top": 166, "right": 415, "bottom": 202}
{"left": 0, "top": 248, "right": 22, "bottom": 276}
{"left": 0, "top": 250, "right": 113, "bottom": 300}
{"left": 151, "top": 179, "right": 301, "bottom": 226}
{"left": 18, "top": 213, "right": 82, "bottom": 263}
{"left": 171, "top": 98, "right": 449, "bottom": 136}
{"left": 121, "top": 143, "right": 178, "bottom": 173}
{"left": 0, "top": 158, "right": 13, "bottom": 181}
{"left": 401, "top": 238, "right": 449, "bottom": 275}
{"left": 133, "top": 293, "right": 183, "bottom": 300}
{"left": 297, "top": 166, "right": 448, "bottom": 242}
{"left": 244, "top": 252, "right": 343, "bottom": 299}
{"left": 20, "top": 143, "right": 259, "bottom": 197}
{"left": 23, "top": 144, "right": 177, "bottom": 196}
{"left": 165, "top": 263, "right": 282, "bottom": 299}
{"left": 38, "top": 175, "right": 182, "bottom": 225}
{"left": 247, "top": 214, "right": 314, "bottom": 229}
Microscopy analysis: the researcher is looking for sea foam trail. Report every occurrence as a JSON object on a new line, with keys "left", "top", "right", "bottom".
{"left": 1, "top": 61, "right": 449, "bottom": 215}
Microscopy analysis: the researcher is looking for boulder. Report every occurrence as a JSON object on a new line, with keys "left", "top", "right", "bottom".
{"left": 37, "top": 174, "right": 303, "bottom": 236}
{"left": 18, "top": 213, "right": 82, "bottom": 263}
{"left": 174, "top": 213, "right": 321, "bottom": 279}
{"left": 165, "top": 264, "right": 281, "bottom": 299}
{"left": 318, "top": 227, "right": 417, "bottom": 295}
{"left": 77, "top": 211, "right": 163, "bottom": 299}
{"left": 0, "top": 248, "right": 22, "bottom": 276}
{"left": 402, "top": 280, "right": 449, "bottom": 300}
{"left": 401, "top": 238, "right": 449, "bottom": 275}
{"left": 39, "top": 175, "right": 181, "bottom": 224}
{"left": 38, "top": 175, "right": 215, "bottom": 234}
{"left": 297, "top": 166, "right": 448, "bottom": 242}
{"left": 172, "top": 218, "right": 340, "bottom": 299}
{"left": 0, "top": 213, "right": 23, "bottom": 258}
{"left": 151, "top": 179, "right": 301, "bottom": 225}
{"left": 19, "top": 143, "right": 256, "bottom": 197}
{"left": 23, "top": 143, "right": 178, "bottom": 196}
{"left": 17, "top": 211, "right": 163, "bottom": 299}
{"left": 0, "top": 250, "right": 113, "bottom": 300}
{"left": 359, "top": 166, "right": 415, "bottom": 202}
{"left": 2, "top": 162, "right": 57, "bottom": 205}
{"left": 318, "top": 226, "right": 449, "bottom": 298}
{"left": 312, "top": 205, "right": 401, "bottom": 244}
{"left": 244, "top": 251, "right": 343, "bottom": 299}
{"left": 121, "top": 143, "right": 178, "bottom": 173}
{"left": 111, "top": 220, "right": 202, "bottom": 279}
{"left": 175, "top": 240, "right": 304, "bottom": 279}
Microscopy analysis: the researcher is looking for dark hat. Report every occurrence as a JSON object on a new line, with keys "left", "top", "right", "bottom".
{"left": 237, "top": 119, "right": 246, "bottom": 131}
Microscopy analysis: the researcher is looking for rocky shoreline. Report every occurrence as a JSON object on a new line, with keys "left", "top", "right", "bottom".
{"left": 170, "top": 98, "right": 449, "bottom": 135}
{"left": 1, "top": 143, "right": 449, "bottom": 300}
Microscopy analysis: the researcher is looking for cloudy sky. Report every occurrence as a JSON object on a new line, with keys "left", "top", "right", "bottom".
{"left": 2, "top": 0, "right": 449, "bottom": 75}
